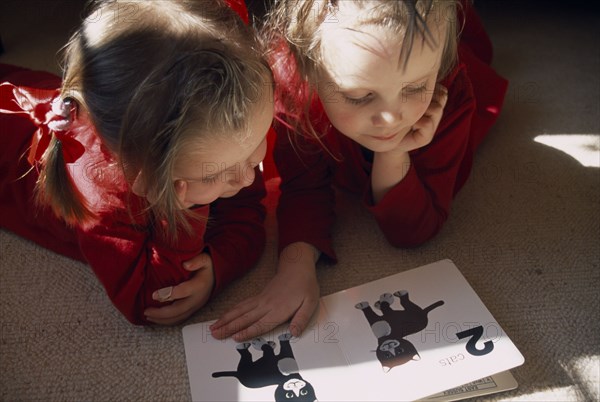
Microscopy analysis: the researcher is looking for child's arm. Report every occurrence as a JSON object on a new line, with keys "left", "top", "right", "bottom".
{"left": 76, "top": 207, "right": 208, "bottom": 325}
{"left": 210, "top": 127, "right": 334, "bottom": 340}
{"left": 366, "top": 67, "right": 476, "bottom": 247}
{"left": 371, "top": 85, "right": 448, "bottom": 203}
{"left": 273, "top": 127, "right": 338, "bottom": 262}
{"left": 76, "top": 169, "right": 265, "bottom": 325}
{"left": 144, "top": 168, "right": 267, "bottom": 325}
{"left": 200, "top": 167, "right": 267, "bottom": 293}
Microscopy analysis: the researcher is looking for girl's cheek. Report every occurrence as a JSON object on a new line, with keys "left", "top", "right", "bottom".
{"left": 186, "top": 185, "right": 216, "bottom": 206}
{"left": 329, "top": 107, "right": 362, "bottom": 131}
{"left": 408, "top": 98, "right": 432, "bottom": 124}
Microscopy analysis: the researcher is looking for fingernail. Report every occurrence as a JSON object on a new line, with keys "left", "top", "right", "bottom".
{"left": 155, "top": 286, "right": 174, "bottom": 302}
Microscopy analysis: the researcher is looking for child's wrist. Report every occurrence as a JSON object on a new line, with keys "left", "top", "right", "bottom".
{"left": 280, "top": 242, "right": 320, "bottom": 267}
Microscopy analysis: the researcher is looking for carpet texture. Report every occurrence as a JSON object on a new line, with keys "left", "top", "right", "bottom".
{"left": 1, "top": 1, "right": 598, "bottom": 401}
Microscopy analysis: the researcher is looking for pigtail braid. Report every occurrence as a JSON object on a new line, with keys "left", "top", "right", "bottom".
{"left": 35, "top": 136, "right": 93, "bottom": 226}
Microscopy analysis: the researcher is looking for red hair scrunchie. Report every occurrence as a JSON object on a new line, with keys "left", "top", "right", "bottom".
{"left": 0, "top": 82, "right": 84, "bottom": 165}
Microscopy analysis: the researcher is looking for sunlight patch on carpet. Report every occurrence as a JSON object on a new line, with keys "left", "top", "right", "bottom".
{"left": 498, "top": 385, "right": 581, "bottom": 401}
{"left": 534, "top": 134, "right": 600, "bottom": 168}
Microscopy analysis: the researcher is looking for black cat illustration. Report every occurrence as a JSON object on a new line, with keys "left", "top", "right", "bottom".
{"left": 355, "top": 290, "right": 444, "bottom": 372}
{"left": 212, "top": 332, "right": 317, "bottom": 402}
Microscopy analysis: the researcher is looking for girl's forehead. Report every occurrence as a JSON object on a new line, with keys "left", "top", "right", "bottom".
{"left": 175, "top": 100, "right": 272, "bottom": 173}
{"left": 326, "top": 0, "right": 438, "bottom": 26}
{"left": 173, "top": 136, "right": 245, "bottom": 179}
{"left": 178, "top": 133, "right": 245, "bottom": 162}
{"left": 320, "top": 24, "right": 443, "bottom": 84}
{"left": 326, "top": 1, "right": 403, "bottom": 31}
{"left": 319, "top": 3, "right": 447, "bottom": 80}
{"left": 321, "top": 0, "right": 447, "bottom": 50}
{"left": 181, "top": 98, "right": 272, "bottom": 156}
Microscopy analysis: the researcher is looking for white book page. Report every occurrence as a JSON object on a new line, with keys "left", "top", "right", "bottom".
{"left": 183, "top": 305, "right": 357, "bottom": 402}
{"left": 319, "top": 259, "right": 524, "bottom": 401}
{"left": 182, "top": 259, "right": 524, "bottom": 402}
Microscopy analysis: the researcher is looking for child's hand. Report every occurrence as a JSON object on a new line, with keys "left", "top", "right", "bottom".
{"left": 210, "top": 242, "right": 320, "bottom": 341}
{"left": 395, "top": 84, "right": 448, "bottom": 153}
{"left": 370, "top": 84, "right": 448, "bottom": 203}
{"left": 144, "top": 253, "right": 215, "bottom": 325}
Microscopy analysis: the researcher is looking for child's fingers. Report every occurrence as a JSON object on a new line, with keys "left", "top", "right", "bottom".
{"left": 423, "top": 85, "right": 447, "bottom": 121}
{"left": 211, "top": 299, "right": 258, "bottom": 329}
{"left": 289, "top": 298, "right": 319, "bottom": 337}
{"left": 151, "top": 283, "right": 188, "bottom": 303}
{"left": 214, "top": 312, "right": 270, "bottom": 341}
{"left": 232, "top": 318, "right": 279, "bottom": 342}
{"left": 183, "top": 252, "right": 212, "bottom": 271}
{"left": 151, "top": 273, "right": 211, "bottom": 306}
{"left": 427, "top": 88, "right": 447, "bottom": 115}
{"left": 398, "top": 123, "right": 431, "bottom": 151}
{"left": 410, "top": 114, "right": 434, "bottom": 135}
{"left": 145, "top": 298, "right": 196, "bottom": 324}
{"left": 210, "top": 300, "right": 261, "bottom": 339}
{"left": 152, "top": 286, "right": 176, "bottom": 303}
{"left": 146, "top": 280, "right": 211, "bottom": 323}
{"left": 403, "top": 85, "right": 448, "bottom": 151}
{"left": 213, "top": 299, "right": 298, "bottom": 342}
{"left": 433, "top": 83, "right": 448, "bottom": 104}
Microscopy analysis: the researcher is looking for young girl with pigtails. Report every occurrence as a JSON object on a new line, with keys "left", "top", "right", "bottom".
{"left": 0, "top": 0, "right": 274, "bottom": 325}
{"left": 211, "top": 0, "right": 508, "bottom": 341}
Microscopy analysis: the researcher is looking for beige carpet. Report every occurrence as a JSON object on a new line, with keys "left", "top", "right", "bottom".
{"left": 1, "top": 1, "right": 599, "bottom": 400}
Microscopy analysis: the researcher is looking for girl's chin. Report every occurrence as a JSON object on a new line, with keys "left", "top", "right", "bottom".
{"left": 360, "top": 141, "right": 402, "bottom": 154}
{"left": 218, "top": 190, "right": 240, "bottom": 199}
{"left": 182, "top": 198, "right": 216, "bottom": 209}
{"left": 182, "top": 190, "right": 241, "bottom": 208}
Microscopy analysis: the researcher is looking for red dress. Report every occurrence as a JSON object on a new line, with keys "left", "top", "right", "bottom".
{"left": 0, "top": 0, "right": 267, "bottom": 325}
{"left": 273, "top": 2, "right": 508, "bottom": 259}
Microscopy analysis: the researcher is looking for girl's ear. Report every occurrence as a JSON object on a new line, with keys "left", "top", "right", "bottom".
{"left": 174, "top": 179, "right": 188, "bottom": 206}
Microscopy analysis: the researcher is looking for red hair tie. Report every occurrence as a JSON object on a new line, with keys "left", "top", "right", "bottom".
{"left": 0, "top": 82, "right": 84, "bottom": 165}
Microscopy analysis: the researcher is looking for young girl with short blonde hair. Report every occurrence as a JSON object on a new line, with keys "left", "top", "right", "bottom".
{"left": 211, "top": 0, "right": 508, "bottom": 342}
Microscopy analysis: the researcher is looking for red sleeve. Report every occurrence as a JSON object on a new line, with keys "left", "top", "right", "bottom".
{"left": 364, "top": 65, "right": 476, "bottom": 247}
{"left": 77, "top": 205, "right": 208, "bottom": 325}
{"left": 274, "top": 126, "right": 337, "bottom": 261}
{"left": 77, "top": 170, "right": 266, "bottom": 325}
{"left": 203, "top": 167, "right": 267, "bottom": 294}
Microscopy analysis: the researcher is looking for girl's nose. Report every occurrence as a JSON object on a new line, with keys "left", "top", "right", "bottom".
{"left": 372, "top": 109, "right": 403, "bottom": 127}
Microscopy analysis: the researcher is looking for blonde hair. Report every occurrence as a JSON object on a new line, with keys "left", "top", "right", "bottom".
{"left": 262, "top": 0, "right": 461, "bottom": 141}
{"left": 36, "top": 0, "right": 271, "bottom": 239}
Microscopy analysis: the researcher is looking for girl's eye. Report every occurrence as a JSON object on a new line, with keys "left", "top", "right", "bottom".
{"left": 201, "top": 176, "right": 218, "bottom": 184}
{"left": 344, "top": 93, "right": 373, "bottom": 106}
{"left": 403, "top": 83, "right": 427, "bottom": 96}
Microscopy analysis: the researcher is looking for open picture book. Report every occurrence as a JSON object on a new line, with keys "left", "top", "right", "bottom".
{"left": 182, "top": 259, "right": 524, "bottom": 401}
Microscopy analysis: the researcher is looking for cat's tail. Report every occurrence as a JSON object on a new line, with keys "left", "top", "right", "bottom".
{"left": 424, "top": 300, "right": 444, "bottom": 314}
{"left": 212, "top": 371, "right": 238, "bottom": 379}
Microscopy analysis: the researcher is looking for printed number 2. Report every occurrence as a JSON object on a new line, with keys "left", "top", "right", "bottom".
{"left": 456, "top": 325, "right": 494, "bottom": 356}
